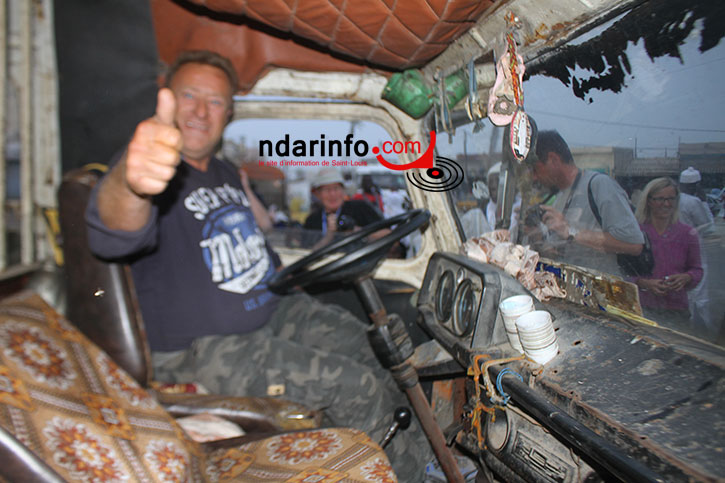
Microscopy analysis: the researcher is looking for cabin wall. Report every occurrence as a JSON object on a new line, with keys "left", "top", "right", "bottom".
{"left": 1, "top": 0, "right": 60, "bottom": 272}
{"left": 54, "top": 0, "right": 159, "bottom": 174}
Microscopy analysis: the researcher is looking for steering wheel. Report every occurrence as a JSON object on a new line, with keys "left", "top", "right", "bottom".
{"left": 267, "top": 209, "right": 430, "bottom": 293}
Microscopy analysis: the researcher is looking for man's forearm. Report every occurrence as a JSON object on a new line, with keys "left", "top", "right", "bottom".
{"left": 574, "top": 229, "right": 643, "bottom": 255}
{"left": 246, "top": 193, "right": 272, "bottom": 233}
{"left": 97, "top": 157, "right": 154, "bottom": 232}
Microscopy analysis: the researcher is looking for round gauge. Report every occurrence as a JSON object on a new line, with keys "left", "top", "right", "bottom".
{"left": 452, "top": 280, "right": 476, "bottom": 336}
{"left": 435, "top": 270, "right": 455, "bottom": 322}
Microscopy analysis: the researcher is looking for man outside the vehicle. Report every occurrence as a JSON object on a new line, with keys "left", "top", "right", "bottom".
{"left": 304, "top": 167, "right": 386, "bottom": 249}
{"left": 527, "top": 130, "right": 644, "bottom": 276}
{"left": 85, "top": 50, "right": 429, "bottom": 480}
{"left": 678, "top": 166, "right": 714, "bottom": 234}
{"left": 678, "top": 166, "right": 715, "bottom": 335}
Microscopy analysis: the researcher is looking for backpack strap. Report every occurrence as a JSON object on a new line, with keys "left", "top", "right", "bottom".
{"left": 587, "top": 173, "right": 603, "bottom": 227}
{"left": 587, "top": 173, "right": 650, "bottom": 252}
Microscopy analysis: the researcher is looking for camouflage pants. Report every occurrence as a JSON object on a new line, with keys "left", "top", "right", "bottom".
{"left": 152, "top": 292, "right": 433, "bottom": 481}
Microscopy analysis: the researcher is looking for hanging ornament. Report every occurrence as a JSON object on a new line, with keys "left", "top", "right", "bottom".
{"left": 487, "top": 12, "right": 525, "bottom": 127}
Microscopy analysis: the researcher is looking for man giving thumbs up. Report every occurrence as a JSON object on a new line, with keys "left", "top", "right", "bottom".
{"left": 85, "top": 50, "right": 432, "bottom": 480}
{"left": 96, "top": 53, "right": 233, "bottom": 231}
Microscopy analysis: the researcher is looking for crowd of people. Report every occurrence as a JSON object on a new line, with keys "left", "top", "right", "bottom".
{"left": 471, "top": 130, "right": 721, "bottom": 341}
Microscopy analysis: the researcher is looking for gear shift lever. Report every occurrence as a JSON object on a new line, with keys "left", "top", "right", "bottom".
{"left": 380, "top": 406, "right": 412, "bottom": 449}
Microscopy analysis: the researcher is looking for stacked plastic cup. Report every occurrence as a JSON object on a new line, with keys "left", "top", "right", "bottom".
{"left": 515, "top": 310, "right": 558, "bottom": 365}
{"left": 499, "top": 295, "right": 534, "bottom": 353}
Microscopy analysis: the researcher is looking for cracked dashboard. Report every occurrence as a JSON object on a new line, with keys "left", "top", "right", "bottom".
{"left": 413, "top": 252, "right": 725, "bottom": 482}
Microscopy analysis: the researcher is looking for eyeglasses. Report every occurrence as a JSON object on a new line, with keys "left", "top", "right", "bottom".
{"left": 316, "top": 184, "right": 344, "bottom": 194}
{"left": 649, "top": 196, "right": 677, "bottom": 204}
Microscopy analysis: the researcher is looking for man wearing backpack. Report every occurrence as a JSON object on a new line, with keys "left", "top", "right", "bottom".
{"left": 527, "top": 130, "right": 644, "bottom": 277}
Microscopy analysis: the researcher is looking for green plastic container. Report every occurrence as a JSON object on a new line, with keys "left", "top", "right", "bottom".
{"left": 382, "top": 70, "right": 434, "bottom": 119}
{"left": 382, "top": 69, "right": 468, "bottom": 119}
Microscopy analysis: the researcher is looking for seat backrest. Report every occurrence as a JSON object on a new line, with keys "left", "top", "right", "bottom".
{"left": 57, "top": 167, "right": 152, "bottom": 386}
{"left": 0, "top": 292, "right": 208, "bottom": 481}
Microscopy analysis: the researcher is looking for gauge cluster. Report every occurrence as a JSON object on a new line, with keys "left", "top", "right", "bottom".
{"left": 434, "top": 268, "right": 480, "bottom": 338}
{"left": 418, "top": 252, "right": 514, "bottom": 359}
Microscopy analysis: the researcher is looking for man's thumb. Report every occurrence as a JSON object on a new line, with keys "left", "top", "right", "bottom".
{"left": 155, "top": 88, "right": 176, "bottom": 125}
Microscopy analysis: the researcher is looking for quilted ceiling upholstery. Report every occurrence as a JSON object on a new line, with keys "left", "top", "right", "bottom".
{"left": 151, "top": 0, "right": 494, "bottom": 92}
{"left": 186, "top": 0, "right": 493, "bottom": 68}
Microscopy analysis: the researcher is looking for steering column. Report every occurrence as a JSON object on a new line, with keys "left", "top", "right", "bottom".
{"left": 268, "top": 209, "right": 464, "bottom": 483}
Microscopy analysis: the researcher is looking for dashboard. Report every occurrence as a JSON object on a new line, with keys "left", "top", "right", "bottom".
{"left": 413, "top": 251, "right": 725, "bottom": 482}
{"left": 417, "top": 252, "right": 527, "bottom": 363}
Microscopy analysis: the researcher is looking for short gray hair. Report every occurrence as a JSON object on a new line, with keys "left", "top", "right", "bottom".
{"left": 164, "top": 50, "right": 238, "bottom": 97}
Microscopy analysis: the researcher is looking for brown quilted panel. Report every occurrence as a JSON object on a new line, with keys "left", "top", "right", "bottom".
{"left": 151, "top": 0, "right": 368, "bottom": 92}
{"left": 151, "top": 0, "right": 493, "bottom": 92}
{"left": 185, "top": 0, "right": 493, "bottom": 68}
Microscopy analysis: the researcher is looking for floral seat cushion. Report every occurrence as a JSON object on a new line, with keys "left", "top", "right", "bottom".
{"left": 0, "top": 292, "right": 396, "bottom": 482}
{"left": 206, "top": 428, "right": 397, "bottom": 482}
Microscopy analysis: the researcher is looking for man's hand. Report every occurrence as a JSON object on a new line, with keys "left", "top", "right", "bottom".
{"left": 539, "top": 205, "right": 569, "bottom": 239}
{"left": 325, "top": 213, "right": 339, "bottom": 234}
{"left": 124, "top": 88, "right": 183, "bottom": 197}
{"left": 310, "top": 213, "right": 339, "bottom": 250}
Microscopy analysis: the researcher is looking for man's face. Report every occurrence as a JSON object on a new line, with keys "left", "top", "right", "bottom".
{"left": 170, "top": 63, "right": 232, "bottom": 164}
{"left": 530, "top": 153, "right": 557, "bottom": 189}
{"left": 314, "top": 183, "right": 345, "bottom": 213}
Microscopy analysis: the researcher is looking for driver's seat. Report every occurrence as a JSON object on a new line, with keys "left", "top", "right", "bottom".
{"left": 57, "top": 166, "right": 320, "bottom": 432}
{"left": 0, "top": 291, "right": 396, "bottom": 482}
{"left": 58, "top": 167, "right": 151, "bottom": 386}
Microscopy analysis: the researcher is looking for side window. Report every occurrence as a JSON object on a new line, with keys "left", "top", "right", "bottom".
{"left": 222, "top": 119, "right": 415, "bottom": 256}
{"left": 436, "top": 125, "right": 505, "bottom": 242}
{"left": 439, "top": 13, "right": 725, "bottom": 345}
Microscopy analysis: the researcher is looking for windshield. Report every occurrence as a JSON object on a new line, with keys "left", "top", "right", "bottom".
{"left": 440, "top": 6, "right": 725, "bottom": 344}
{"left": 223, "top": 117, "right": 415, "bottom": 256}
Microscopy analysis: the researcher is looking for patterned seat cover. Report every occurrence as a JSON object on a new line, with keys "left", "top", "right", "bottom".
{"left": 0, "top": 292, "right": 396, "bottom": 482}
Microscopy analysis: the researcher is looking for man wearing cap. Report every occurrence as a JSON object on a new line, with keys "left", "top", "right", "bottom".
{"left": 678, "top": 166, "right": 714, "bottom": 233}
{"left": 304, "top": 167, "right": 385, "bottom": 249}
{"left": 526, "top": 130, "right": 644, "bottom": 276}
{"left": 678, "top": 166, "right": 715, "bottom": 335}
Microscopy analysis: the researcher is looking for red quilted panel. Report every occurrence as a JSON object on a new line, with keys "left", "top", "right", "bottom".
{"left": 377, "top": 16, "right": 415, "bottom": 57}
{"left": 428, "top": 0, "right": 449, "bottom": 17}
{"left": 336, "top": 17, "right": 379, "bottom": 59}
{"left": 395, "top": 1, "right": 442, "bottom": 40}
{"left": 151, "top": 0, "right": 368, "bottom": 92}
{"left": 177, "top": 0, "right": 493, "bottom": 70}
{"left": 345, "top": 2, "right": 390, "bottom": 40}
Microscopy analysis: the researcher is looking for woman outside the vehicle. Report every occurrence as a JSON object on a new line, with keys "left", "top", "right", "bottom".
{"left": 633, "top": 177, "right": 703, "bottom": 327}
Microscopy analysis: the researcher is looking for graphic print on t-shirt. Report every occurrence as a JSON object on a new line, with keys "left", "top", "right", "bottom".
{"left": 186, "top": 184, "right": 274, "bottom": 294}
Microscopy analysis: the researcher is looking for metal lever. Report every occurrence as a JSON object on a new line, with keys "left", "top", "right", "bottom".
{"left": 356, "top": 276, "right": 465, "bottom": 483}
{"left": 380, "top": 406, "right": 412, "bottom": 449}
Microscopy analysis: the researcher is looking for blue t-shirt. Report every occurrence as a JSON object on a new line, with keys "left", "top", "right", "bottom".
{"left": 86, "top": 157, "right": 280, "bottom": 352}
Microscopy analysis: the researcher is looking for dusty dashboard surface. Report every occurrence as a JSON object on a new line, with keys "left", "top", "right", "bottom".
{"left": 415, "top": 252, "right": 725, "bottom": 482}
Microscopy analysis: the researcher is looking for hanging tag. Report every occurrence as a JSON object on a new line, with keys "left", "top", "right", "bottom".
{"left": 487, "top": 12, "right": 525, "bottom": 127}
{"left": 509, "top": 109, "right": 532, "bottom": 162}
